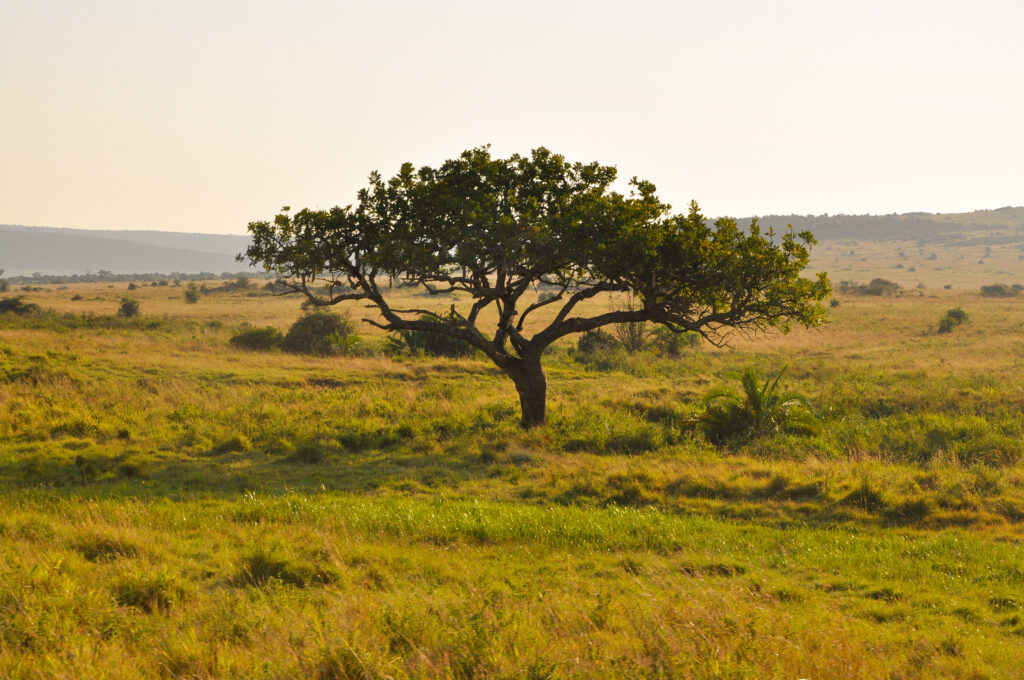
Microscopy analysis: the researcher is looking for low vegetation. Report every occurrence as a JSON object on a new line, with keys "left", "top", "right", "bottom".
{"left": 2, "top": 273, "right": 1024, "bottom": 678}
{"left": 838, "top": 278, "right": 902, "bottom": 296}
{"left": 937, "top": 307, "right": 969, "bottom": 334}
{"left": 282, "top": 310, "right": 360, "bottom": 356}
{"left": 980, "top": 283, "right": 1022, "bottom": 298}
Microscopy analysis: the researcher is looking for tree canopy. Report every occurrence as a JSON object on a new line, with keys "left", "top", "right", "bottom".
{"left": 243, "top": 146, "right": 830, "bottom": 426}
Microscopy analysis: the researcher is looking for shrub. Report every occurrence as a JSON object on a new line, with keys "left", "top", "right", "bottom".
{"left": 937, "top": 307, "right": 968, "bottom": 334}
{"left": 574, "top": 329, "right": 618, "bottom": 355}
{"left": 700, "top": 366, "right": 818, "bottom": 443}
{"left": 651, "top": 326, "right": 699, "bottom": 358}
{"left": 283, "top": 311, "right": 359, "bottom": 355}
{"left": 612, "top": 296, "right": 649, "bottom": 353}
{"left": 0, "top": 296, "right": 40, "bottom": 315}
{"left": 230, "top": 325, "right": 283, "bottom": 351}
{"left": 117, "top": 297, "right": 140, "bottom": 318}
{"left": 387, "top": 312, "right": 474, "bottom": 357}
{"left": 184, "top": 282, "right": 201, "bottom": 303}
{"left": 838, "top": 278, "right": 901, "bottom": 296}
{"left": 980, "top": 283, "right": 1019, "bottom": 298}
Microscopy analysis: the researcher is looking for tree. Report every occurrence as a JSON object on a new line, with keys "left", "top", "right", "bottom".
{"left": 184, "top": 282, "right": 201, "bottom": 303}
{"left": 117, "top": 297, "right": 140, "bottom": 318}
{"left": 242, "top": 147, "right": 830, "bottom": 427}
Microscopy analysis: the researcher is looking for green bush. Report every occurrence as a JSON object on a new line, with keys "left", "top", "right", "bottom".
{"left": 937, "top": 307, "right": 968, "bottom": 334}
{"left": 838, "top": 279, "right": 901, "bottom": 296}
{"left": 283, "top": 311, "right": 359, "bottom": 355}
{"left": 184, "top": 282, "right": 201, "bottom": 303}
{"left": 980, "top": 283, "right": 1019, "bottom": 298}
{"left": 612, "top": 297, "right": 649, "bottom": 353}
{"left": 0, "top": 296, "right": 40, "bottom": 315}
{"left": 230, "top": 325, "right": 284, "bottom": 351}
{"left": 574, "top": 329, "right": 618, "bottom": 355}
{"left": 117, "top": 298, "right": 140, "bottom": 318}
{"left": 651, "top": 326, "right": 699, "bottom": 358}
{"left": 700, "top": 367, "right": 818, "bottom": 443}
{"left": 387, "top": 313, "right": 474, "bottom": 357}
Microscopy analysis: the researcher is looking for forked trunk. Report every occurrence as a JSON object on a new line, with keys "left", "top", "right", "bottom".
{"left": 509, "top": 358, "right": 547, "bottom": 428}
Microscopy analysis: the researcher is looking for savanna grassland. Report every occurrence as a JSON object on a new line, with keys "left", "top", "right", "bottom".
{"left": 2, "top": 233, "right": 1024, "bottom": 679}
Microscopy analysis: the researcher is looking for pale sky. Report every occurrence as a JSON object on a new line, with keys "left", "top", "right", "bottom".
{"left": 2, "top": 0, "right": 1022, "bottom": 234}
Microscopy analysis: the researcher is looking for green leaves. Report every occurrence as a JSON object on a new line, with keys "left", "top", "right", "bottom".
{"left": 701, "top": 366, "right": 819, "bottom": 442}
{"left": 242, "top": 146, "right": 830, "bottom": 423}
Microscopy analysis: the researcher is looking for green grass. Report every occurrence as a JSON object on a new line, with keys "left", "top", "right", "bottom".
{"left": 2, "top": 270, "right": 1024, "bottom": 677}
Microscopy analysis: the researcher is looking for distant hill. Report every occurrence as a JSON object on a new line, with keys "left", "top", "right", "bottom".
{"left": 740, "top": 206, "right": 1024, "bottom": 243}
{"left": 0, "top": 225, "right": 255, "bottom": 277}
{"left": 3, "top": 208, "right": 1023, "bottom": 277}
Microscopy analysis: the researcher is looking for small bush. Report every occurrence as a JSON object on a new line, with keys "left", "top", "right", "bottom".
{"left": 938, "top": 307, "right": 968, "bottom": 334}
{"left": 283, "top": 311, "right": 359, "bottom": 355}
{"left": 651, "top": 326, "right": 699, "bottom": 358}
{"left": 117, "top": 297, "right": 140, "bottom": 318}
{"left": 230, "top": 325, "right": 283, "bottom": 351}
{"left": 838, "top": 279, "right": 901, "bottom": 296}
{"left": 700, "top": 367, "right": 818, "bottom": 443}
{"left": 980, "top": 283, "right": 1019, "bottom": 298}
{"left": 386, "top": 312, "right": 473, "bottom": 357}
{"left": 0, "top": 296, "right": 40, "bottom": 315}
{"left": 612, "top": 296, "right": 649, "bottom": 353}
{"left": 574, "top": 329, "right": 618, "bottom": 355}
{"left": 184, "top": 282, "right": 201, "bottom": 303}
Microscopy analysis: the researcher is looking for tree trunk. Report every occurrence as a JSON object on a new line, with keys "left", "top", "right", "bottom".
{"left": 509, "top": 358, "right": 547, "bottom": 428}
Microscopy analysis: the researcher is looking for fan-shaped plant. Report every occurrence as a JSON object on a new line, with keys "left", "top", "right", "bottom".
{"left": 701, "top": 366, "right": 818, "bottom": 442}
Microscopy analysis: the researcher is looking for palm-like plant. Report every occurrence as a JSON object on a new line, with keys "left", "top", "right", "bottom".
{"left": 701, "top": 366, "right": 817, "bottom": 442}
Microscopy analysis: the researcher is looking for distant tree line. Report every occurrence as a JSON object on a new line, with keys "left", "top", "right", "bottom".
{"left": 0, "top": 271, "right": 272, "bottom": 285}
{"left": 737, "top": 212, "right": 1022, "bottom": 243}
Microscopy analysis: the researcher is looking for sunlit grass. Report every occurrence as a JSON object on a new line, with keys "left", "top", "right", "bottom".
{"left": 2, "top": 245, "right": 1024, "bottom": 677}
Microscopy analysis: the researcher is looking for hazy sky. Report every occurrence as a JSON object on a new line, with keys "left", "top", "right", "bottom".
{"left": 2, "top": 1, "right": 1022, "bottom": 234}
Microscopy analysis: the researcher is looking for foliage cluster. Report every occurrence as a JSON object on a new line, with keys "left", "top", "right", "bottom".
{"left": 282, "top": 311, "right": 360, "bottom": 356}
{"left": 117, "top": 297, "right": 140, "bottom": 318}
{"left": 0, "top": 296, "right": 40, "bottom": 315}
{"left": 838, "top": 278, "right": 902, "bottom": 296}
{"left": 387, "top": 313, "right": 476, "bottom": 357}
{"left": 700, "top": 367, "right": 818, "bottom": 442}
{"left": 980, "top": 283, "right": 1022, "bottom": 298}
{"left": 183, "top": 282, "right": 201, "bottom": 303}
{"left": 571, "top": 324, "right": 700, "bottom": 365}
{"left": 229, "top": 325, "right": 284, "bottom": 351}
{"left": 244, "top": 146, "right": 829, "bottom": 425}
{"left": 937, "top": 307, "right": 968, "bottom": 334}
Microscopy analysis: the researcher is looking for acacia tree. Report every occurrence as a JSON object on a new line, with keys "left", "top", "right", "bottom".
{"left": 243, "top": 147, "right": 830, "bottom": 427}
